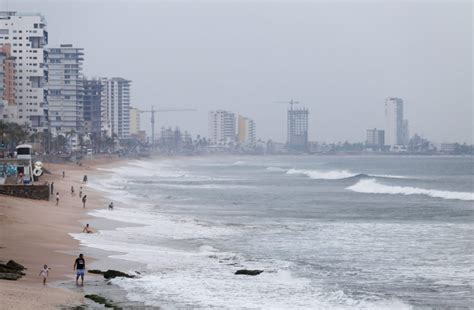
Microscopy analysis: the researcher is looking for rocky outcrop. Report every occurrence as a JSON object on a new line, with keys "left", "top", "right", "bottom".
{"left": 235, "top": 269, "right": 263, "bottom": 276}
{"left": 84, "top": 294, "right": 120, "bottom": 309}
{"left": 5, "top": 260, "right": 26, "bottom": 271}
{"left": 88, "top": 269, "right": 134, "bottom": 279}
{"left": 0, "top": 260, "right": 26, "bottom": 280}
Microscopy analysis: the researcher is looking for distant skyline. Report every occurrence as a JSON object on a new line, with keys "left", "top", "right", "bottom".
{"left": 3, "top": 0, "right": 472, "bottom": 143}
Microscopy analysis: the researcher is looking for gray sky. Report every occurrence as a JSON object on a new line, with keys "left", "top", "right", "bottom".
{"left": 3, "top": 0, "right": 473, "bottom": 143}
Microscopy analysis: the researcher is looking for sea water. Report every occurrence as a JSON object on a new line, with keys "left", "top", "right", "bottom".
{"left": 72, "top": 155, "right": 474, "bottom": 309}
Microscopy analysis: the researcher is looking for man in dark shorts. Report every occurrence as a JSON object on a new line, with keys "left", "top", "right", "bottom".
{"left": 73, "top": 253, "right": 86, "bottom": 286}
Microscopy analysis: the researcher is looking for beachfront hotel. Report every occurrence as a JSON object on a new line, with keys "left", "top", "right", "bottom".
{"left": 208, "top": 110, "right": 236, "bottom": 145}
{"left": 0, "top": 43, "right": 15, "bottom": 120}
{"left": 0, "top": 11, "right": 49, "bottom": 132}
{"left": 47, "top": 44, "right": 85, "bottom": 135}
{"left": 100, "top": 77, "right": 131, "bottom": 139}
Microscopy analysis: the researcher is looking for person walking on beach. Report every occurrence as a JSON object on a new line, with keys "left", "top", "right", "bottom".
{"left": 71, "top": 186, "right": 75, "bottom": 197}
{"left": 82, "top": 195, "right": 87, "bottom": 208}
{"left": 62, "top": 171, "right": 65, "bottom": 178}
{"left": 108, "top": 201, "right": 114, "bottom": 211}
{"left": 79, "top": 187, "right": 83, "bottom": 198}
{"left": 55, "top": 192, "right": 60, "bottom": 206}
{"left": 83, "top": 175, "right": 88, "bottom": 184}
{"left": 73, "top": 254, "right": 86, "bottom": 286}
{"left": 82, "top": 223, "right": 93, "bottom": 233}
{"left": 50, "top": 182, "right": 54, "bottom": 195}
{"left": 39, "top": 264, "right": 50, "bottom": 285}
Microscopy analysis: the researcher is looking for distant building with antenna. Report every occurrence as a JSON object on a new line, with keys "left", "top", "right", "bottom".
{"left": 286, "top": 101, "right": 309, "bottom": 151}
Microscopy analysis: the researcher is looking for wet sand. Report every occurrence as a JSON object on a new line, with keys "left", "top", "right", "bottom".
{"left": 0, "top": 156, "right": 126, "bottom": 309}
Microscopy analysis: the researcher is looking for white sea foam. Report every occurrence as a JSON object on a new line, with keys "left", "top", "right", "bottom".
{"left": 347, "top": 179, "right": 474, "bottom": 201}
{"left": 287, "top": 168, "right": 356, "bottom": 180}
{"left": 266, "top": 166, "right": 288, "bottom": 172}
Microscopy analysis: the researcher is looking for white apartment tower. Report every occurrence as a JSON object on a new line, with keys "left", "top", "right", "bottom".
{"left": 208, "top": 110, "right": 236, "bottom": 145}
{"left": 385, "top": 97, "right": 408, "bottom": 147}
{"left": 0, "top": 12, "right": 49, "bottom": 132}
{"left": 101, "top": 77, "right": 131, "bottom": 139}
{"left": 47, "top": 44, "right": 84, "bottom": 135}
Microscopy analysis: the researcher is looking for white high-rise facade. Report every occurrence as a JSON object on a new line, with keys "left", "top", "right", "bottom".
{"left": 0, "top": 12, "right": 48, "bottom": 132}
{"left": 208, "top": 110, "right": 236, "bottom": 145}
{"left": 385, "top": 97, "right": 406, "bottom": 147}
{"left": 101, "top": 77, "right": 131, "bottom": 139}
{"left": 47, "top": 44, "right": 84, "bottom": 135}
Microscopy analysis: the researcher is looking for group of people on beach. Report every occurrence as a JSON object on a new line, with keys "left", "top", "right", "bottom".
{"left": 51, "top": 175, "right": 88, "bottom": 208}
{"left": 40, "top": 171, "right": 116, "bottom": 286}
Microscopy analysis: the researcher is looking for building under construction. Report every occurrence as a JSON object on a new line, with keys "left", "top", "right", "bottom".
{"left": 287, "top": 107, "right": 309, "bottom": 151}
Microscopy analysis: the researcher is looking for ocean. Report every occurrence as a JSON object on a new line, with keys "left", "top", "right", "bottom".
{"left": 72, "top": 155, "right": 474, "bottom": 309}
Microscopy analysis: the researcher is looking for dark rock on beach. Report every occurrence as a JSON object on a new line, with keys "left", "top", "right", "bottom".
{"left": 88, "top": 269, "right": 135, "bottom": 279}
{"left": 0, "top": 272, "right": 22, "bottom": 280}
{"left": 84, "top": 294, "right": 120, "bottom": 309}
{"left": 235, "top": 269, "right": 263, "bottom": 276}
{"left": 5, "top": 260, "right": 26, "bottom": 271}
{"left": 0, "top": 260, "right": 26, "bottom": 280}
{"left": 88, "top": 269, "right": 105, "bottom": 275}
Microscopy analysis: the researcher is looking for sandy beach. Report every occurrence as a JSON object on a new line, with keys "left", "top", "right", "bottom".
{"left": 0, "top": 156, "right": 125, "bottom": 309}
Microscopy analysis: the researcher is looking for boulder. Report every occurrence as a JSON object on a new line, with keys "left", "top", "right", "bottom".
{"left": 103, "top": 269, "right": 134, "bottom": 279}
{"left": 6, "top": 260, "right": 26, "bottom": 271}
{"left": 0, "top": 272, "right": 22, "bottom": 280}
{"left": 0, "top": 265, "right": 25, "bottom": 275}
{"left": 88, "top": 269, "right": 105, "bottom": 275}
{"left": 84, "top": 294, "right": 117, "bottom": 309}
{"left": 235, "top": 269, "right": 263, "bottom": 276}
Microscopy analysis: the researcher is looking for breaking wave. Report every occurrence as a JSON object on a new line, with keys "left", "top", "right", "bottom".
{"left": 347, "top": 179, "right": 474, "bottom": 201}
{"left": 267, "top": 167, "right": 407, "bottom": 181}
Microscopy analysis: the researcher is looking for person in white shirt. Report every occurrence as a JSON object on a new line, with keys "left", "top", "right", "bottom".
{"left": 39, "top": 264, "right": 50, "bottom": 285}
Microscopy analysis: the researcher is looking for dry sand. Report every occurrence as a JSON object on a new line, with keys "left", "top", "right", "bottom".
{"left": 0, "top": 155, "right": 127, "bottom": 309}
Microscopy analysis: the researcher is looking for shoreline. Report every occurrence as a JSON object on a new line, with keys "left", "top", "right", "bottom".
{"left": 0, "top": 155, "right": 131, "bottom": 309}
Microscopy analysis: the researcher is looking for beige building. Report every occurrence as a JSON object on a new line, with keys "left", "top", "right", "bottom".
{"left": 238, "top": 115, "right": 256, "bottom": 145}
{"left": 129, "top": 107, "right": 141, "bottom": 135}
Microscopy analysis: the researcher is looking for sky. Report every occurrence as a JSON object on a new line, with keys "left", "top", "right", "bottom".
{"left": 2, "top": 0, "right": 473, "bottom": 143}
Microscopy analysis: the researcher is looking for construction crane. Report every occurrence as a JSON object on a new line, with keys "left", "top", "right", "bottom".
{"left": 273, "top": 99, "right": 300, "bottom": 110}
{"left": 138, "top": 106, "right": 196, "bottom": 146}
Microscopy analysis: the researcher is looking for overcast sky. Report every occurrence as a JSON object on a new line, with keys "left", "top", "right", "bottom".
{"left": 3, "top": 0, "right": 473, "bottom": 143}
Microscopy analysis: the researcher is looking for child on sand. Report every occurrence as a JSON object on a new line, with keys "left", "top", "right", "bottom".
{"left": 39, "top": 264, "right": 50, "bottom": 285}
{"left": 55, "top": 192, "right": 59, "bottom": 206}
{"left": 79, "top": 187, "right": 83, "bottom": 198}
{"left": 82, "top": 195, "right": 87, "bottom": 208}
{"left": 71, "top": 186, "right": 75, "bottom": 196}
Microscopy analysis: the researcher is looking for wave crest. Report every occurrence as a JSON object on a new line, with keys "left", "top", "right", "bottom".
{"left": 347, "top": 179, "right": 474, "bottom": 201}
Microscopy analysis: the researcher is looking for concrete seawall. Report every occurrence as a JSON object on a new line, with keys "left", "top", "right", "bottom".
{"left": 0, "top": 185, "right": 50, "bottom": 200}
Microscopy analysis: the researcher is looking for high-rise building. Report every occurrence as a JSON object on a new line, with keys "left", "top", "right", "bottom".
{"left": 0, "top": 12, "right": 48, "bottom": 131}
{"left": 385, "top": 97, "right": 409, "bottom": 147}
{"left": 0, "top": 43, "right": 15, "bottom": 120}
{"left": 208, "top": 110, "right": 236, "bottom": 145}
{"left": 101, "top": 77, "right": 131, "bottom": 139}
{"left": 287, "top": 107, "right": 309, "bottom": 151}
{"left": 47, "top": 44, "right": 84, "bottom": 135}
{"left": 83, "top": 78, "right": 102, "bottom": 137}
{"left": 129, "top": 107, "right": 141, "bottom": 135}
{"left": 366, "top": 128, "right": 385, "bottom": 147}
{"left": 237, "top": 115, "right": 256, "bottom": 145}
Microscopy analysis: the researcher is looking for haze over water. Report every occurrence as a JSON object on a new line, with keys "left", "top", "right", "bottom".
{"left": 72, "top": 155, "right": 474, "bottom": 309}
